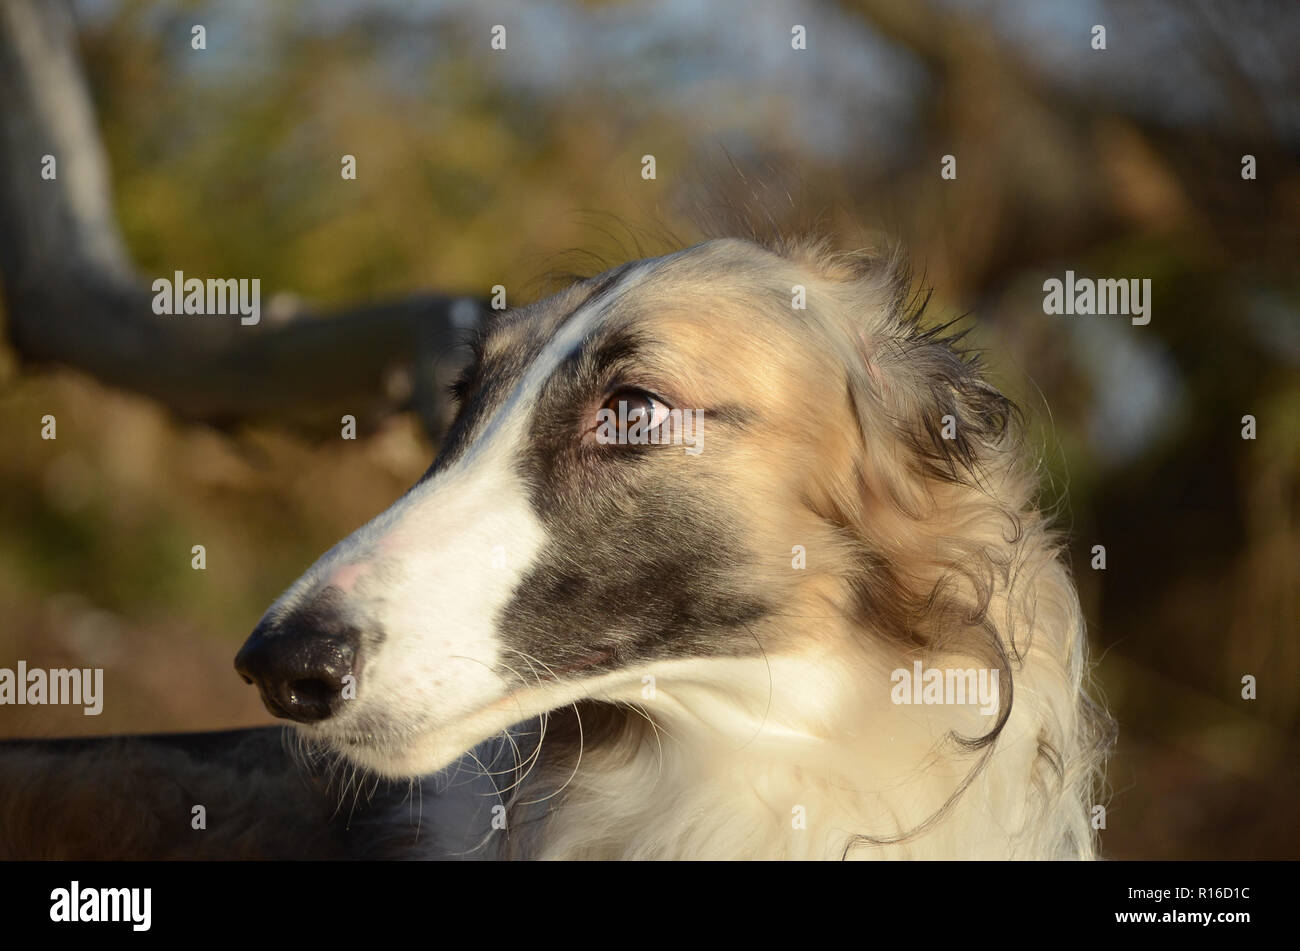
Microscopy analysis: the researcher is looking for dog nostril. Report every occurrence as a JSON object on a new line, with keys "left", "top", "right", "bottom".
{"left": 290, "top": 678, "right": 340, "bottom": 707}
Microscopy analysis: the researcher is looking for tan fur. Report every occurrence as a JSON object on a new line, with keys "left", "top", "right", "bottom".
{"left": 0, "top": 237, "right": 1111, "bottom": 860}
{"left": 507, "top": 238, "right": 1112, "bottom": 858}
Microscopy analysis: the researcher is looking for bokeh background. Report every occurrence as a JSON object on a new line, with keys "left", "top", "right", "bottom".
{"left": 0, "top": 0, "right": 1296, "bottom": 859}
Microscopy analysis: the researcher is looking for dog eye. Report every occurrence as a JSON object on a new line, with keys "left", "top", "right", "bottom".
{"left": 601, "top": 388, "right": 671, "bottom": 430}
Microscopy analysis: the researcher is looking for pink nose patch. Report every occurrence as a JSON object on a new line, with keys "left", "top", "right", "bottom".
{"left": 327, "top": 562, "right": 368, "bottom": 594}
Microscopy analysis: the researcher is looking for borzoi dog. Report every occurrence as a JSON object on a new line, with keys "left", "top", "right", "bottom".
{"left": 234, "top": 236, "right": 1112, "bottom": 860}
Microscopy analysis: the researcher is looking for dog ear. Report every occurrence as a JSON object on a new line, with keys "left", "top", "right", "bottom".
{"left": 810, "top": 272, "right": 1108, "bottom": 857}
{"left": 817, "top": 291, "right": 1031, "bottom": 664}
{"left": 893, "top": 326, "right": 1018, "bottom": 485}
{"left": 849, "top": 310, "right": 1020, "bottom": 522}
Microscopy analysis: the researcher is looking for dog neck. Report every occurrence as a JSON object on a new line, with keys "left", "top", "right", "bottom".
{"left": 507, "top": 644, "right": 1046, "bottom": 860}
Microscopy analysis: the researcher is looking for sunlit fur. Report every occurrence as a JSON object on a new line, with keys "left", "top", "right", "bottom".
{"left": 435, "top": 238, "right": 1115, "bottom": 860}
{"left": 0, "top": 238, "right": 1113, "bottom": 862}
{"left": 227, "top": 235, "right": 1117, "bottom": 860}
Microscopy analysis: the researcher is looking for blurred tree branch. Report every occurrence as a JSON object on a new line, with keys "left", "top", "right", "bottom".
{"left": 0, "top": 0, "right": 479, "bottom": 438}
{"left": 840, "top": 0, "right": 1300, "bottom": 291}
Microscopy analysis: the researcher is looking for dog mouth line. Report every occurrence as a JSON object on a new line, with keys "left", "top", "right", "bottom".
{"left": 309, "top": 647, "right": 620, "bottom": 758}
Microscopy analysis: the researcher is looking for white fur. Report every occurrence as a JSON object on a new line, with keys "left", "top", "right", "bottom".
{"left": 269, "top": 247, "right": 1103, "bottom": 860}
{"left": 276, "top": 266, "right": 651, "bottom": 776}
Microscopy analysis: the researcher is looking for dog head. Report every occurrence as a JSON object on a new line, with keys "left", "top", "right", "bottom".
{"left": 235, "top": 236, "right": 1025, "bottom": 777}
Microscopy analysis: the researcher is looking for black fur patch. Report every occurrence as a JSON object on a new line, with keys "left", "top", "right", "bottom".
{"left": 429, "top": 273, "right": 771, "bottom": 680}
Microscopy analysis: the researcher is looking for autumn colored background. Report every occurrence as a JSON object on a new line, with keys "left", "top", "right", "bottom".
{"left": 0, "top": 0, "right": 1296, "bottom": 859}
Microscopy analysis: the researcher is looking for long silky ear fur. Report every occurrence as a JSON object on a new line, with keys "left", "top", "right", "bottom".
{"left": 784, "top": 239, "right": 1115, "bottom": 858}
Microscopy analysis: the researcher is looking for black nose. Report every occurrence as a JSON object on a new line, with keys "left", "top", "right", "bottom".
{"left": 235, "top": 593, "right": 361, "bottom": 724}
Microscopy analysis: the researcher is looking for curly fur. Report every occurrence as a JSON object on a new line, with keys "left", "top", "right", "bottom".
{"left": 461, "top": 236, "right": 1116, "bottom": 859}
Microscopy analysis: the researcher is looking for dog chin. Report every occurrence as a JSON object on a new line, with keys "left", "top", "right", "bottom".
{"left": 300, "top": 721, "right": 480, "bottom": 779}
